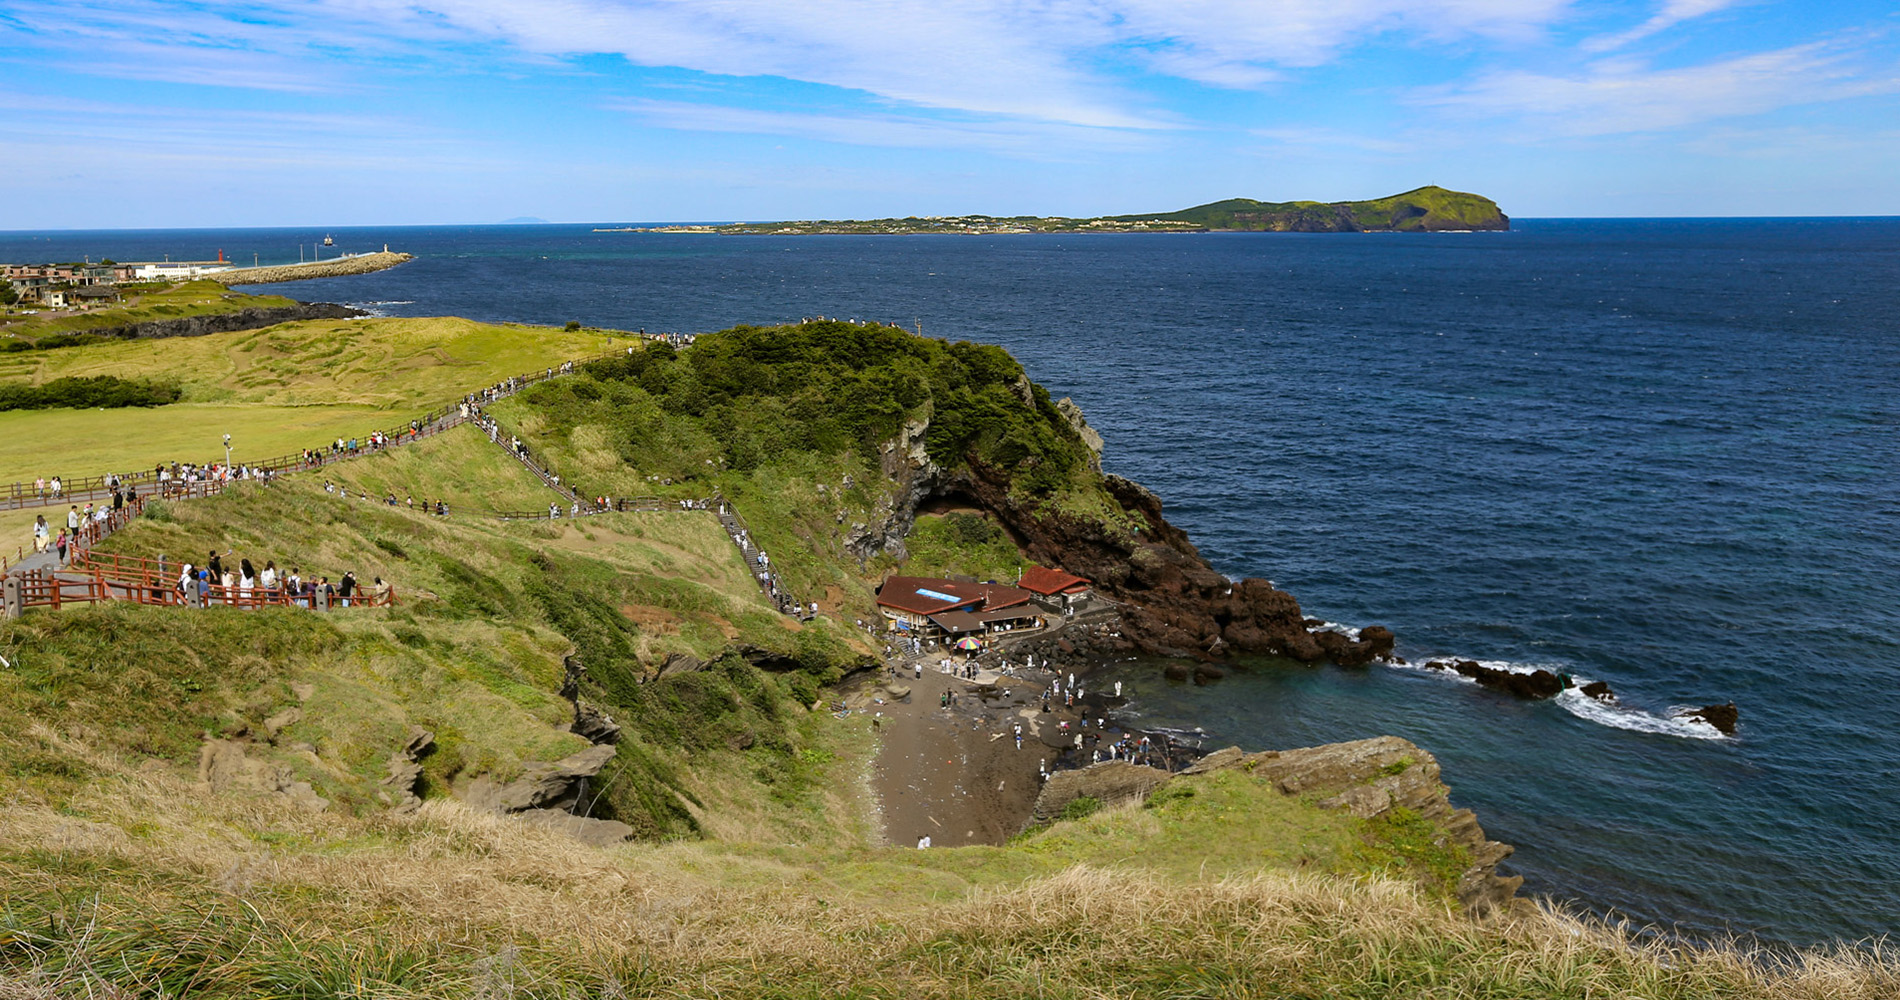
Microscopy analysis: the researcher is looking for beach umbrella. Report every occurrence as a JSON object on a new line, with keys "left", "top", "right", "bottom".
{"left": 954, "top": 637, "right": 983, "bottom": 650}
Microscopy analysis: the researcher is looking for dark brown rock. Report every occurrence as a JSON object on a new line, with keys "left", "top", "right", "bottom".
{"left": 1580, "top": 681, "right": 1616, "bottom": 702}
{"left": 881, "top": 449, "right": 1395, "bottom": 670}
{"left": 1447, "top": 660, "right": 1565, "bottom": 700}
{"left": 1675, "top": 702, "right": 1739, "bottom": 736}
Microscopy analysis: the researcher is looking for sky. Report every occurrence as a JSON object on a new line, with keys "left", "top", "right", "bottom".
{"left": 1, "top": 0, "right": 1896, "bottom": 228}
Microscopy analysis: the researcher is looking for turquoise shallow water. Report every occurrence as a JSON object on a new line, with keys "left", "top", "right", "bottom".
{"left": 4, "top": 218, "right": 1896, "bottom": 945}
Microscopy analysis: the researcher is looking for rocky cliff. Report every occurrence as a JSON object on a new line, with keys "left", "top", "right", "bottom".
{"left": 87, "top": 302, "right": 364, "bottom": 340}
{"left": 874, "top": 405, "right": 1394, "bottom": 668}
{"left": 1033, "top": 736, "right": 1523, "bottom": 916}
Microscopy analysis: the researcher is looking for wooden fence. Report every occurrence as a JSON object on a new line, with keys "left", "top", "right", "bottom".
{"left": 7, "top": 552, "right": 396, "bottom": 617}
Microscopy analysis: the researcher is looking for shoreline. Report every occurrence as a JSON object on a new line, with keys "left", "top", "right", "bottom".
{"left": 854, "top": 617, "right": 1204, "bottom": 848}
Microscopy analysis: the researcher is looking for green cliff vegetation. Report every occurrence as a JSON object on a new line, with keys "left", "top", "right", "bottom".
{"left": 1122, "top": 185, "right": 1511, "bottom": 232}
{"left": 0, "top": 314, "right": 1889, "bottom": 999}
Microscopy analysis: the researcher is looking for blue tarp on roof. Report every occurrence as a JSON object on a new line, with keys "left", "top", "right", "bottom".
{"left": 915, "top": 587, "right": 961, "bottom": 603}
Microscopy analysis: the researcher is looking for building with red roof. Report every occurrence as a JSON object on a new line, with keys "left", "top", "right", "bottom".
{"left": 876, "top": 575, "right": 1038, "bottom": 635}
{"left": 1017, "top": 565, "right": 1091, "bottom": 598}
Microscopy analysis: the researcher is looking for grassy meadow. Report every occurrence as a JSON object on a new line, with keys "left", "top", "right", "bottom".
{"left": 0, "top": 314, "right": 623, "bottom": 484}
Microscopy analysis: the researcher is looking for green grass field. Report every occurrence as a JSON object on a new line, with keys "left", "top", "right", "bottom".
{"left": 0, "top": 315, "right": 639, "bottom": 487}
{"left": 0, "top": 314, "right": 620, "bottom": 408}
{"left": 0, "top": 403, "right": 394, "bottom": 484}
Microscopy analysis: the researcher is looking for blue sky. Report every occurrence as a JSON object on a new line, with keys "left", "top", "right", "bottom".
{"left": 2, "top": 0, "right": 1896, "bottom": 227}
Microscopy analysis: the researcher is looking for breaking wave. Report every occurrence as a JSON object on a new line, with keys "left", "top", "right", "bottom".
{"left": 1386, "top": 657, "right": 1729, "bottom": 740}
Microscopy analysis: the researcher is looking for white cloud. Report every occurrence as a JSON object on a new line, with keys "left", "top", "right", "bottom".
{"left": 1413, "top": 41, "right": 1898, "bottom": 136}
{"left": 1583, "top": 0, "right": 1747, "bottom": 53}
{"left": 611, "top": 98, "right": 1158, "bottom": 156}
{"left": 2, "top": 0, "right": 1584, "bottom": 127}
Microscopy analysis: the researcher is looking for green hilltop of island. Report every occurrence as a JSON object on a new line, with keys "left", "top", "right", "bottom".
{"left": 602, "top": 185, "right": 1510, "bottom": 236}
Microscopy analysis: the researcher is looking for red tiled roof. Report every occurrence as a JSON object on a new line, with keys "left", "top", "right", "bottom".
{"left": 876, "top": 576, "right": 1035, "bottom": 615}
{"left": 1018, "top": 564, "right": 1090, "bottom": 596}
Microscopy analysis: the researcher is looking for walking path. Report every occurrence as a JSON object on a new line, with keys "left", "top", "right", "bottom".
{"left": 0, "top": 340, "right": 809, "bottom": 623}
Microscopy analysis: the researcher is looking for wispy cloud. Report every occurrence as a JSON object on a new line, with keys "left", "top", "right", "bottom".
{"left": 1583, "top": 0, "right": 1747, "bottom": 53}
{"left": 3, "top": 0, "right": 1585, "bottom": 125}
{"left": 610, "top": 98, "right": 1161, "bottom": 156}
{"left": 1412, "top": 40, "right": 1898, "bottom": 136}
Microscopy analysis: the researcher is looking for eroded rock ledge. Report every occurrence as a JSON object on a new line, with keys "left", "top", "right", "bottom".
{"left": 1032, "top": 735, "right": 1523, "bottom": 916}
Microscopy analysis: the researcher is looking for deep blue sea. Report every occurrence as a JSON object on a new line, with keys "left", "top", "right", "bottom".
{"left": 4, "top": 219, "right": 1897, "bottom": 948}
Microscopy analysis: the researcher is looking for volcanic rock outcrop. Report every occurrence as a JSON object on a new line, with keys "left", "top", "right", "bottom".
{"left": 1032, "top": 736, "right": 1522, "bottom": 916}
{"left": 873, "top": 402, "right": 1394, "bottom": 667}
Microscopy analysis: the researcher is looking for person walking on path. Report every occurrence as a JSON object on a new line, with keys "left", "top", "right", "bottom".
{"left": 372, "top": 576, "right": 392, "bottom": 605}
{"left": 31, "top": 515, "right": 47, "bottom": 553}
{"left": 54, "top": 529, "right": 68, "bottom": 565}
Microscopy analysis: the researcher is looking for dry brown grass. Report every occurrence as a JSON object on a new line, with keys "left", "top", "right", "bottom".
{"left": 3, "top": 754, "right": 1893, "bottom": 1000}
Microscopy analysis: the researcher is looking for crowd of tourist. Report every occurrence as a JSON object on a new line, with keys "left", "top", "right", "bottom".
{"left": 168, "top": 550, "right": 391, "bottom": 609}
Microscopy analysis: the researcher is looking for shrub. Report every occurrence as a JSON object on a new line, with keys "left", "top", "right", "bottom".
{"left": 0, "top": 375, "right": 183, "bottom": 410}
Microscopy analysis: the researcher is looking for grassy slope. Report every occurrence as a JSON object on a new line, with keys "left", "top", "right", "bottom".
{"left": 0, "top": 280, "right": 301, "bottom": 338}
{"left": 0, "top": 316, "right": 619, "bottom": 483}
{"left": 318, "top": 422, "right": 565, "bottom": 513}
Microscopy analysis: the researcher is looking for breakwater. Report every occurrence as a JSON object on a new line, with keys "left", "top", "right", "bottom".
{"left": 215, "top": 250, "right": 413, "bottom": 285}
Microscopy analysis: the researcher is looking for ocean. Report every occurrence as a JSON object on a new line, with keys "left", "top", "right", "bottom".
{"left": 3, "top": 218, "right": 1895, "bottom": 947}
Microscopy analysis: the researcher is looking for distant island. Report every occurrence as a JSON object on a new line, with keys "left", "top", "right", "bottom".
{"left": 598, "top": 185, "right": 1508, "bottom": 236}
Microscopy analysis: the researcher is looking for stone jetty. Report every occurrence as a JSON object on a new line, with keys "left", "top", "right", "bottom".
{"left": 214, "top": 250, "right": 414, "bottom": 285}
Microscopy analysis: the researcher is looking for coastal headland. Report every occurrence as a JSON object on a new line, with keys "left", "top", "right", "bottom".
{"left": 0, "top": 305, "right": 1864, "bottom": 998}
{"left": 597, "top": 185, "right": 1510, "bottom": 235}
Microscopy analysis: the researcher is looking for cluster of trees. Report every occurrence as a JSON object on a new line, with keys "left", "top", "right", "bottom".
{"left": 0, "top": 375, "right": 183, "bottom": 411}
{"left": 549, "top": 320, "right": 1090, "bottom": 494}
{"left": 0, "top": 332, "right": 114, "bottom": 353}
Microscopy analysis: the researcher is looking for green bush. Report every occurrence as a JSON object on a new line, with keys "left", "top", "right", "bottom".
{"left": 560, "top": 320, "right": 1092, "bottom": 494}
{"left": 0, "top": 375, "right": 183, "bottom": 410}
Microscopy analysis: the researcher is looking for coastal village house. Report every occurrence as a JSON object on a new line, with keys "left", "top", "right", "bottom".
{"left": 4, "top": 262, "right": 136, "bottom": 305}
{"left": 874, "top": 564, "right": 1093, "bottom": 639}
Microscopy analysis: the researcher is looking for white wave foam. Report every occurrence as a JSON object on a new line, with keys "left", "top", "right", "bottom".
{"left": 1384, "top": 657, "right": 1731, "bottom": 740}
{"left": 1557, "top": 689, "right": 1728, "bottom": 740}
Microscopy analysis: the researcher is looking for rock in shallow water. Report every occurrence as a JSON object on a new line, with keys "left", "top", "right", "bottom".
{"left": 1674, "top": 702, "right": 1739, "bottom": 736}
